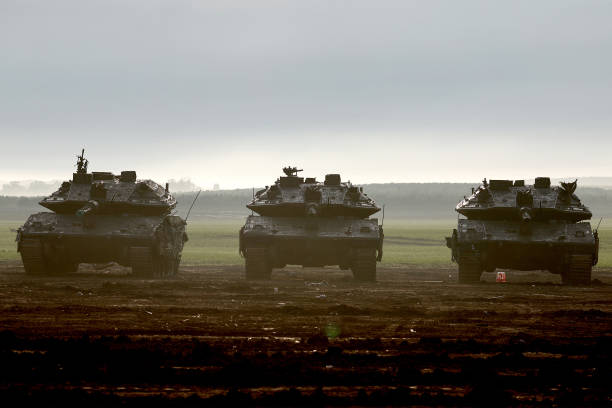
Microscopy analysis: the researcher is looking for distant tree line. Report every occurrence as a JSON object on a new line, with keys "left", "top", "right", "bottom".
{"left": 0, "top": 178, "right": 204, "bottom": 197}
{"left": 0, "top": 180, "right": 61, "bottom": 196}
{"left": 2, "top": 183, "right": 612, "bottom": 222}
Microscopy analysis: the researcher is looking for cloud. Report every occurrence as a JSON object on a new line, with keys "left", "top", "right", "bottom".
{"left": 1, "top": 1, "right": 611, "bottom": 186}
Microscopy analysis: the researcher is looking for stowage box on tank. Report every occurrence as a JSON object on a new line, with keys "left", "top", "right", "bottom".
{"left": 16, "top": 150, "right": 188, "bottom": 277}
{"left": 239, "top": 167, "right": 384, "bottom": 281}
{"left": 446, "top": 177, "right": 599, "bottom": 285}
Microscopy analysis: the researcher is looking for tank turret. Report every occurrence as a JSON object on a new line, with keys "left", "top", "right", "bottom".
{"left": 39, "top": 150, "right": 176, "bottom": 216}
{"left": 455, "top": 177, "right": 592, "bottom": 222}
{"left": 247, "top": 167, "right": 379, "bottom": 218}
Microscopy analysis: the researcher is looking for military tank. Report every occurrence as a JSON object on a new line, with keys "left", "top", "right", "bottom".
{"left": 16, "top": 150, "right": 188, "bottom": 277}
{"left": 239, "top": 167, "right": 384, "bottom": 281}
{"left": 446, "top": 177, "right": 599, "bottom": 285}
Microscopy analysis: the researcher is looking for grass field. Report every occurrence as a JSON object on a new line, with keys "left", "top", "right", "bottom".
{"left": 2, "top": 218, "right": 612, "bottom": 268}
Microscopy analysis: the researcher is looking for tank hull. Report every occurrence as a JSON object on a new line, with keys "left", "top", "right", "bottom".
{"left": 17, "top": 212, "right": 187, "bottom": 277}
{"left": 239, "top": 216, "right": 383, "bottom": 281}
{"left": 247, "top": 203, "right": 379, "bottom": 218}
{"left": 447, "top": 219, "right": 598, "bottom": 284}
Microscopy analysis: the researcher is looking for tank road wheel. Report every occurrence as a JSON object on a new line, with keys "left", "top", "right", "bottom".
{"left": 159, "top": 253, "right": 180, "bottom": 277}
{"left": 47, "top": 261, "right": 79, "bottom": 275}
{"left": 19, "top": 239, "right": 78, "bottom": 275}
{"left": 458, "top": 253, "right": 482, "bottom": 283}
{"left": 562, "top": 255, "right": 592, "bottom": 286}
{"left": 351, "top": 248, "right": 377, "bottom": 282}
{"left": 245, "top": 247, "right": 272, "bottom": 280}
{"left": 130, "top": 247, "right": 161, "bottom": 278}
{"left": 20, "top": 238, "right": 48, "bottom": 275}
{"left": 169, "top": 254, "right": 181, "bottom": 276}
{"left": 66, "top": 262, "right": 79, "bottom": 273}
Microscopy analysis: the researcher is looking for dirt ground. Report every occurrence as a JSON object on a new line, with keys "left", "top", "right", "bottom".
{"left": 1, "top": 261, "right": 612, "bottom": 406}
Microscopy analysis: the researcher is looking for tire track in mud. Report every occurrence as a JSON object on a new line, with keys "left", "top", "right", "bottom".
{"left": 1, "top": 262, "right": 612, "bottom": 406}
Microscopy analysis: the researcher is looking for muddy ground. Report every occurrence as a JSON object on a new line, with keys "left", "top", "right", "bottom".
{"left": 1, "top": 261, "right": 612, "bottom": 406}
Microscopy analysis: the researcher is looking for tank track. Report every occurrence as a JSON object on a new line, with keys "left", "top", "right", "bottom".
{"left": 19, "top": 239, "right": 47, "bottom": 275}
{"left": 351, "top": 248, "right": 377, "bottom": 282}
{"left": 458, "top": 251, "right": 482, "bottom": 283}
{"left": 244, "top": 247, "right": 272, "bottom": 280}
{"left": 19, "top": 238, "right": 78, "bottom": 275}
{"left": 562, "top": 254, "right": 592, "bottom": 285}
{"left": 130, "top": 247, "right": 179, "bottom": 278}
{"left": 242, "top": 247, "right": 378, "bottom": 282}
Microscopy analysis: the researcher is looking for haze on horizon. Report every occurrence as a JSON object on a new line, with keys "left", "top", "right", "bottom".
{"left": 1, "top": 0, "right": 611, "bottom": 189}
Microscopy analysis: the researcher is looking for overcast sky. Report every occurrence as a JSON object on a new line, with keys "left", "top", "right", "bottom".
{"left": 1, "top": 0, "right": 611, "bottom": 188}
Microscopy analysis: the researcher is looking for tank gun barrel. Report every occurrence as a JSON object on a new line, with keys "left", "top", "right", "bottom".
{"left": 76, "top": 200, "right": 99, "bottom": 217}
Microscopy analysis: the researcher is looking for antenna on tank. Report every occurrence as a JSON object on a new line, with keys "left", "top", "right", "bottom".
{"left": 381, "top": 204, "right": 385, "bottom": 227}
{"left": 185, "top": 189, "right": 201, "bottom": 222}
{"left": 75, "top": 148, "right": 88, "bottom": 174}
{"left": 595, "top": 217, "right": 603, "bottom": 232}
